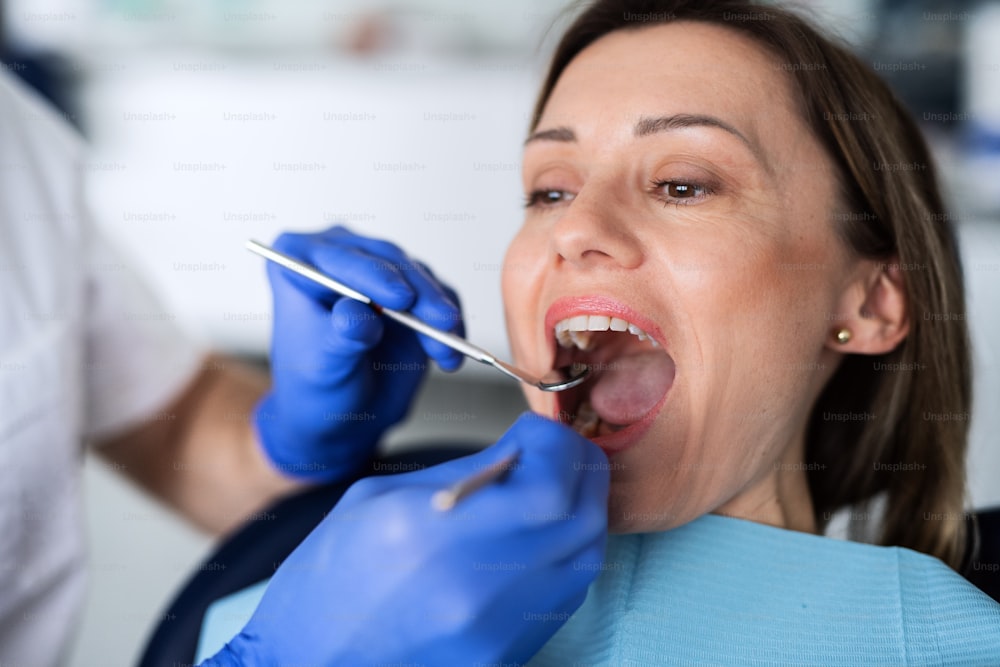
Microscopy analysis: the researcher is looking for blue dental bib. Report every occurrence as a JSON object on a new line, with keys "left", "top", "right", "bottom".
{"left": 527, "top": 514, "right": 1000, "bottom": 666}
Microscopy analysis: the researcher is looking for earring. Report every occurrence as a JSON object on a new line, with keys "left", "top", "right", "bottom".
{"left": 835, "top": 328, "right": 852, "bottom": 344}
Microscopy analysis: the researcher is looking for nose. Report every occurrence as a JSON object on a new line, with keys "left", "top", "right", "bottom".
{"left": 550, "top": 187, "right": 644, "bottom": 270}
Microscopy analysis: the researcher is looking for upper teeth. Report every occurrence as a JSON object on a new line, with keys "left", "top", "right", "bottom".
{"left": 554, "top": 315, "right": 658, "bottom": 351}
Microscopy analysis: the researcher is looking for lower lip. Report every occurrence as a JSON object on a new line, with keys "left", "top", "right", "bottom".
{"left": 557, "top": 385, "right": 672, "bottom": 456}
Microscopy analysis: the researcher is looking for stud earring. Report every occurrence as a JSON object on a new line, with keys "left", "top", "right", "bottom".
{"left": 835, "top": 328, "right": 852, "bottom": 344}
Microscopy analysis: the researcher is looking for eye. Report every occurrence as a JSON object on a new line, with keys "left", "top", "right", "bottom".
{"left": 525, "top": 189, "right": 577, "bottom": 209}
{"left": 650, "top": 180, "right": 712, "bottom": 206}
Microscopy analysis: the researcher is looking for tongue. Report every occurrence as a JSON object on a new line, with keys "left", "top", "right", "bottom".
{"left": 589, "top": 351, "right": 675, "bottom": 426}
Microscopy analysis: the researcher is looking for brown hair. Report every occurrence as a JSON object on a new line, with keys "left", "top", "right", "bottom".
{"left": 533, "top": 0, "right": 973, "bottom": 568}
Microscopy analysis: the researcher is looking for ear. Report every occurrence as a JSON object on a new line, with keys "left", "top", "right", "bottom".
{"left": 826, "top": 259, "right": 909, "bottom": 355}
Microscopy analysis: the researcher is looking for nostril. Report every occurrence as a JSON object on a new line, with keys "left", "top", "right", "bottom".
{"left": 551, "top": 208, "right": 644, "bottom": 270}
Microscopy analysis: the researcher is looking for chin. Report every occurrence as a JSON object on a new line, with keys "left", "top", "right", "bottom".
{"left": 605, "top": 470, "right": 689, "bottom": 534}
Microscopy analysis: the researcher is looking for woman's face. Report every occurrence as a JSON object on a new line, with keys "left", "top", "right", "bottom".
{"left": 503, "top": 22, "right": 858, "bottom": 533}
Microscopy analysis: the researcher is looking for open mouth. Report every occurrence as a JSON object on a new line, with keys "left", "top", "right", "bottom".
{"left": 550, "top": 311, "right": 676, "bottom": 445}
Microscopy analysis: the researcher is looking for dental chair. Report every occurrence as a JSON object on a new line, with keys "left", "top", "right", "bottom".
{"left": 966, "top": 509, "right": 1000, "bottom": 603}
{"left": 136, "top": 444, "right": 477, "bottom": 667}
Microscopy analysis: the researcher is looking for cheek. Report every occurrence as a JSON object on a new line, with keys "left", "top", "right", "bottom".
{"left": 674, "top": 209, "right": 835, "bottom": 318}
{"left": 502, "top": 227, "right": 553, "bottom": 416}
{"left": 500, "top": 231, "right": 531, "bottom": 336}
{"left": 500, "top": 234, "right": 524, "bottom": 309}
{"left": 501, "top": 227, "right": 544, "bottom": 360}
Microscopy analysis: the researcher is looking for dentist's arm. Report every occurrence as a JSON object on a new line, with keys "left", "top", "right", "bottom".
{"left": 94, "top": 354, "right": 296, "bottom": 535}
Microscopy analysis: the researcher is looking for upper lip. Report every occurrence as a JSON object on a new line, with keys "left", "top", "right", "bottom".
{"left": 544, "top": 295, "right": 667, "bottom": 370}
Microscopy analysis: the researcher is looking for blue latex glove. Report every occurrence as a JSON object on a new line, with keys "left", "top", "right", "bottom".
{"left": 254, "top": 226, "right": 465, "bottom": 483}
{"left": 201, "top": 413, "right": 610, "bottom": 666}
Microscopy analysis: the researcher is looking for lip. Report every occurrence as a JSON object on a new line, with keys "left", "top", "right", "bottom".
{"left": 544, "top": 295, "right": 667, "bottom": 351}
{"left": 543, "top": 295, "right": 672, "bottom": 455}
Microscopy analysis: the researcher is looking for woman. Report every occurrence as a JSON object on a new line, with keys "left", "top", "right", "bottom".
{"left": 203, "top": 0, "right": 1000, "bottom": 664}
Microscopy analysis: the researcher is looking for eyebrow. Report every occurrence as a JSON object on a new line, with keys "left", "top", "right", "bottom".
{"left": 525, "top": 113, "right": 770, "bottom": 172}
{"left": 524, "top": 126, "right": 577, "bottom": 144}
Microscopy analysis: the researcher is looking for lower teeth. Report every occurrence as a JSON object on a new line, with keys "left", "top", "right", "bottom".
{"left": 571, "top": 400, "right": 601, "bottom": 437}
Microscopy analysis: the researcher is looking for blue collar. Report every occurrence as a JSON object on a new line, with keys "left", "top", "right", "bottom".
{"left": 528, "top": 513, "right": 955, "bottom": 665}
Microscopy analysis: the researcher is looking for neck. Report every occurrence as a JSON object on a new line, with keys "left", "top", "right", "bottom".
{"left": 713, "top": 442, "right": 818, "bottom": 534}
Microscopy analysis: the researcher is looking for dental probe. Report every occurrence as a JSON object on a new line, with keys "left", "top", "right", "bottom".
{"left": 246, "top": 240, "right": 589, "bottom": 392}
{"left": 431, "top": 449, "right": 521, "bottom": 511}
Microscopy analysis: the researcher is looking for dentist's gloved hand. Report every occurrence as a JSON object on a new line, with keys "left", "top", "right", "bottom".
{"left": 255, "top": 226, "right": 464, "bottom": 483}
{"left": 202, "top": 413, "right": 610, "bottom": 667}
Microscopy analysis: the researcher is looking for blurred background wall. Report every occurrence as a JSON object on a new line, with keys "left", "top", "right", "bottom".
{"left": 0, "top": 0, "right": 997, "bottom": 664}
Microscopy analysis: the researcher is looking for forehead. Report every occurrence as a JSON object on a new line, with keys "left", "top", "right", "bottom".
{"left": 541, "top": 21, "right": 801, "bottom": 142}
